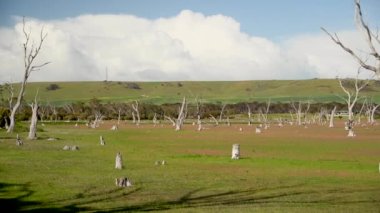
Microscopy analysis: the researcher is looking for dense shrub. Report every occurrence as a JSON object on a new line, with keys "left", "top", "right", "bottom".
{"left": 46, "top": 84, "right": 60, "bottom": 91}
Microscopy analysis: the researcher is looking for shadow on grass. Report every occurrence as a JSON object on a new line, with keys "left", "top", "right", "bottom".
{"left": 0, "top": 181, "right": 140, "bottom": 212}
{"left": 97, "top": 184, "right": 380, "bottom": 212}
{"left": 1, "top": 182, "right": 379, "bottom": 212}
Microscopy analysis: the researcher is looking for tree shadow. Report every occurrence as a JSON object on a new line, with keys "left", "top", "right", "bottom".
{"left": 0, "top": 181, "right": 140, "bottom": 212}
{"left": 97, "top": 184, "right": 380, "bottom": 212}
{"left": 1, "top": 181, "right": 379, "bottom": 212}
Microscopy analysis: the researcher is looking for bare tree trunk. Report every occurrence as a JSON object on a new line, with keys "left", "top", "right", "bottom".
{"left": 164, "top": 115, "right": 176, "bottom": 126}
{"left": 197, "top": 114, "right": 202, "bottom": 131}
{"left": 115, "top": 177, "right": 132, "bottom": 187}
{"left": 338, "top": 70, "right": 368, "bottom": 136}
{"left": 219, "top": 104, "right": 226, "bottom": 123}
{"left": 28, "top": 101, "right": 38, "bottom": 140}
{"left": 175, "top": 97, "right": 186, "bottom": 131}
{"left": 329, "top": 106, "right": 337, "bottom": 128}
{"left": 8, "top": 18, "right": 49, "bottom": 133}
{"left": 131, "top": 101, "right": 140, "bottom": 126}
{"left": 132, "top": 111, "right": 136, "bottom": 124}
{"left": 100, "top": 136, "right": 105, "bottom": 145}
{"left": 117, "top": 108, "right": 121, "bottom": 125}
{"left": 370, "top": 104, "right": 380, "bottom": 125}
{"left": 247, "top": 104, "right": 252, "bottom": 126}
{"left": 209, "top": 114, "right": 219, "bottom": 126}
{"left": 115, "top": 152, "right": 123, "bottom": 169}
{"left": 16, "top": 134, "right": 23, "bottom": 146}
{"left": 153, "top": 113, "right": 158, "bottom": 126}
{"left": 321, "top": 0, "right": 380, "bottom": 78}
{"left": 231, "top": 144, "right": 240, "bottom": 160}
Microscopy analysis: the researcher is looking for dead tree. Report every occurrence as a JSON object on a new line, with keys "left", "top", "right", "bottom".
{"left": 7, "top": 17, "right": 49, "bottom": 133}
{"left": 209, "top": 114, "right": 219, "bottom": 126}
{"left": 290, "top": 101, "right": 310, "bottom": 126}
{"left": 366, "top": 99, "right": 380, "bottom": 125}
{"left": 38, "top": 103, "right": 49, "bottom": 122}
{"left": 152, "top": 113, "right": 158, "bottom": 126}
{"left": 115, "top": 177, "right": 132, "bottom": 187}
{"left": 247, "top": 104, "right": 253, "bottom": 126}
{"left": 259, "top": 99, "right": 271, "bottom": 129}
{"left": 164, "top": 115, "right": 175, "bottom": 126}
{"left": 91, "top": 111, "right": 103, "bottom": 128}
{"left": 329, "top": 106, "right": 337, "bottom": 128}
{"left": 132, "top": 111, "right": 136, "bottom": 124}
{"left": 117, "top": 108, "right": 122, "bottom": 125}
{"left": 218, "top": 104, "right": 226, "bottom": 123}
{"left": 131, "top": 100, "right": 140, "bottom": 126}
{"left": 356, "top": 99, "right": 367, "bottom": 124}
{"left": 115, "top": 152, "right": 123, "bottom": 169}
{"left": 175, "top": 97, "right": 186, "bottom": 131}
{"left": 16, "top": 134, "right": 23, "bottom": 146}
{"left": 28, "top": 91, "right": 39, "bottom": 140}
{"left": 231, "top": 144, "right": 240, "bottom": 160}
{"left": 195, "top": 98, "right": 202, "bottom": 131}
{"left": 322, "top": 0, "right": 379, "bottom": 78}
{"left": 100, "top": 136, "right": 105, "bottom": 145}
{"left": 337, "top": 69, "right": 369, "bottom": 136}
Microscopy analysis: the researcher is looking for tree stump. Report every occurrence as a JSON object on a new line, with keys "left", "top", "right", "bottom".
{"left": 115, "top": 177, "right": 132, "bottom": 187}
{"left": 347, "top": 129, "right": 356, "bottom": 137}
{"left": 255, "top": 127, "right": 262, "bottom": 134}
{"left": 16, "top": 134, "right": 23, "bottom": 146}
{"left": 115, "top": 152, "right": 123, "bottom": 169}
{"left": 100, "top": 136, "right": 105, "bottom": 146}
{"left": 231, "top": 144, "right": 240, "bottom": 160}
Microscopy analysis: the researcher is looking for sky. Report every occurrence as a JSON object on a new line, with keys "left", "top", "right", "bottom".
{"left": 0, "top": 0, "right": 379, "bottom": 82}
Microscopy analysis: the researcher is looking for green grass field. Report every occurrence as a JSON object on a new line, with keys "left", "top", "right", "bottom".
{"left": 1, "top": 121, "right": 379, "bottom": 212}
{"left": 11, "top": 79, "right": 380, "bottom": 105}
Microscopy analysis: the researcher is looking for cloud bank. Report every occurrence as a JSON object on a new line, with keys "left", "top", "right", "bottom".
{"left": 0, "top": 10, "right": 372, "bottom": 82}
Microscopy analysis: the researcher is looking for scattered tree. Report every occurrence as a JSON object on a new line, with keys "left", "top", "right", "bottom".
{"left": 8, "top": 17, "right": 49, "bottom": 133}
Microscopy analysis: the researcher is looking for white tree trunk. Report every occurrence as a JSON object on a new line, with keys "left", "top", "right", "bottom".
{"left": 231, "top": 144, "right": 240, "bottom": 160}
{"left": 100, "top": 136, "right": 105, "bottom": 145}
{"left": 175, "top": 97, "right": 186, "bottom": 131}
{"left": 117, "top": 108, "right": 121, "bottom": 125}
{"left": 16, "top": 134, "right": 23, "bottom": 146}
{"left": 153, "top": 113, "right": 158, "bottom": 126}
{"left": 329, "top": 106, "right": 337, "bottom": 128}
{"left": 370, "top": 104, "right": 379, "bottom": 125}
{"left": 115, "top": 177, "right": 132, "bottom": 187}
{"left": 210, "top": 114, "right": 219, "bottom": 126}
{"left": 131, "top": 101, "right": 140, "bottom": 126}
{"left": 28, "top": 102, "right": 38, "bottom": 140}
{"left": 197, "top": 115, "right": 202, "bottom": 131}
{"left": 132, "top": 111, "right": 136, "bottom": 124}
{"left": 7, "top": 19, "right": 48, "bottom": 133}
{"left": 115, "top": 152, "right": 123, "bottom": 169}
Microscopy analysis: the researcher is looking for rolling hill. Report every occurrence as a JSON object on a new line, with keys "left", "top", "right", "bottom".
{"left": 6, "top": 79, "right": 380, "bottom": 105}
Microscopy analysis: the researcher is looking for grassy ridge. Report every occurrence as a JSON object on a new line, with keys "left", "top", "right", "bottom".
{"left": 11, "top": 79, "right": 380, "bottom": 105}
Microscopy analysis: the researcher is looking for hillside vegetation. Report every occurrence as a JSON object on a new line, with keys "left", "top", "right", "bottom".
{"left": 8, "top": 79, "right": 380, "bottom": 105}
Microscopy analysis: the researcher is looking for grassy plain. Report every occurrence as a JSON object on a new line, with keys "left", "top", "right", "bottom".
{"left": 13, "top": 79, "right": 380, "bottom": 105}
{"left": 0, "top": 121, "right": 379, "bottom": 212}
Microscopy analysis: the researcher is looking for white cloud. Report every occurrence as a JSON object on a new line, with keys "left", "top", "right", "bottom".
{"left": 0, "top": 11, "right": 375, "bottom": 82}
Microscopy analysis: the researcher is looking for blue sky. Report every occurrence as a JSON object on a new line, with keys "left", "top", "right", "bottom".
{"left": 1, "top": 0, "right": 379, "bottom": 40}
{"left": 0, "top": 0, "right": 379, "bottom": 81}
